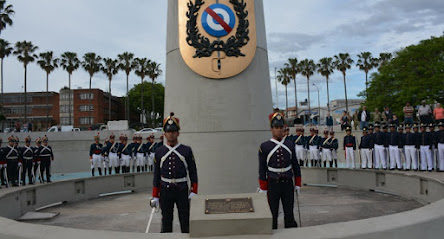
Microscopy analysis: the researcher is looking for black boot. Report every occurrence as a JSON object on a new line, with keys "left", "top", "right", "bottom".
{"left": 334, "top": 159, "right": 338, "bottom": 167}
{"left": 324, "top": 161, "right": 327, "bottom": 168}
{"left": 116, "top": 167, "right": 120, "bottom": 174}
{"left": 104, "top": 168, "right": 107, "bottom": 175}
{"left": 91, "top": 168, "right": 95, "bottom": 177}
{"left": 311, "top": 160, "right": 314, "bottom": 167}
{"left": 330, "top": 161, "right": 333, "bottom": 167}
{"left": 98, "top": 168, "right": 102, "bottom": 176}
{"left": 136, "top": 166, "right": 140, "bottom": 172}
{"left": 109, "top": 167, "right": 113, "bottom": 175}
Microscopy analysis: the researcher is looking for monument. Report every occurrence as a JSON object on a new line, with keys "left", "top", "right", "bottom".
{"left": 164, "top": 0, "right": 273, "bottom": 194}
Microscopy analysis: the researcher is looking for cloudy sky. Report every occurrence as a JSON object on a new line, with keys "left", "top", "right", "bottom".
{"left": 2, "top": 0, "right": 443, "bottom": 109}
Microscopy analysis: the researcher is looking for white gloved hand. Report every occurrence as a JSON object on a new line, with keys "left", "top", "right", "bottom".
{"left": 37, "top": 161, "right": 41, "bottom": 165}
{"left": 18, "top": 162, "right": 22, "bottom": 167}
{"left": 150, "top": 197, "right": 159, "bottom": 208}
{"left": 257, "top": 187, "right": 267, "bottom": 194}
{"left": 295, "top": 186, "right": 301, "bottom": 195}
{"left": 188, "top": 192, "right": 197, "bottom": 199}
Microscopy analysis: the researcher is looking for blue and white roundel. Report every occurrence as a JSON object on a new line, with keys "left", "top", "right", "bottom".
{"left": 201, "top": 4, "right": 236, "bottom": 37}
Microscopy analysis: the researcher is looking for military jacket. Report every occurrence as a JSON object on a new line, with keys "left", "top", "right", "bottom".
{"left": 307, "top": 135, "right": 321, "bottom": 149}
{"left": 373, "top": 131, "right": 386, "bottom": 146}
{"left": 404, "top": 132, "right": 418, "bottom": 148}
{"left": 343, "top": 135, "right": 356, "bottom": 150}
{"left": 19, "top": 145, "right": 35, "bottom": 161}
{"left": 388, "top": 132, "right": 400, "bottom": 146}
{"left": 37, "top": 145, "right": 54, "bottom": 161}
{"left": 3, "top": 145, "right": 19, "bottom": 162}
{"left": 90, "top": 143, "right": 103, "bottom": 156}
{"left": 359, "top": 135, "right": 373, "bottom": 149}
{"left": 418, "top": 132, "right": 432, "bottom": 148}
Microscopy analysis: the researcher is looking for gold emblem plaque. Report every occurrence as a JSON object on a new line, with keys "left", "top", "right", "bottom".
{"left": 178, "top": 0, "right": 257, "bottom": 79}
{"left": 205, "top": 197, "right": 254, "bottom": 214}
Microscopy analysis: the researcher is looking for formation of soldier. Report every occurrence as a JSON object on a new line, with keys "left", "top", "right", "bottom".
{"left": 0, "top": 135, "right": 54, "bottom": 188}
{"left": 89, "top": 133, "right": 164, "bottom": 177}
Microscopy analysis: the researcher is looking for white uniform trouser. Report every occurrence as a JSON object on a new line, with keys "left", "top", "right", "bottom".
{"left": 309, "top": 145, "right": 319, "bottom": 160}
{"left": 438, "top": 143, "right": 444, "bottom": 171}
{"left": 91, "top": 154, "right": 102, "bottom": 169}
{"left": 404, "top": 145, "right": 418, "bottom": 170}
{"left": 345, "top": 147, "right": 355, "bottom": 169}
{"left": 431, "top": 145, "right": 436, "bottom": 169}
{"left": 374, "top": 144, "right": 387, "bottom": 169}
{"left": 103, "top": 156, "right": 109, "bottom": 169}
{"left": 389, "top": 145, "right": 402, "bottom": 169}
{"left": 332, "top": 149, "right": 337, "bottom": 160}
{"left": 136, "top": 153, "right": 145, "bottom": 166}
{"left": 420, "top": 145, "right": 433, "bottom": 171}
{"left": 323, "top": 149, "right": 332, "bottom": 162}
{"left": 295, "top": 145, "right": 306, "bottom": 161}
{"left": 121, "top": 154, "right": 131, "bottom": 167}
{"left": 109, "top": 152, "right": 119, "bottom": 168}
{"left": 361, "top": 148, "right": 372, "bottom": 169}
{"left": 147, "top": 152, "right": 155, "bottom": 166}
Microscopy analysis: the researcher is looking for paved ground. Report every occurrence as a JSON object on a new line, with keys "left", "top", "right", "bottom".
{"left": 26, "top": 186, "right": 422, "bottom": 233}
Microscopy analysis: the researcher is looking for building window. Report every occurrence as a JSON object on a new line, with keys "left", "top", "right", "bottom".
{"left": 60, "top": 117, "right": 74, "bottom": 125}
{"left": 79, "top": 93, "right": 94, "bottom": 100}
{"left": 79, "top": 105, "right": 94, "bottom": 112}
{"left": 60, "top": 105, "right": 74, "bottom": 113}
{"left": 3, "top": 96, "right": 32, "bottom": 103}
{"left": 60, "top": 93, "right": 73, "bottom": 101}
{"left": 79, "top": 117, "right": 94, "bottom": 125}
{"left": 3, "top": 107, "right": 32, "bottom": 115}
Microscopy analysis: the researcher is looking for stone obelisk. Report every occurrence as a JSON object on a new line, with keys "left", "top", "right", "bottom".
{"left": 164, "top": 0, "right": 273, "bottom": 194}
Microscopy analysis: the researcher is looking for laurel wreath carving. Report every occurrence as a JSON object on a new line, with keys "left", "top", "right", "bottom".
{"left": 186, "top": 0, "right": 250, "bottom": 58}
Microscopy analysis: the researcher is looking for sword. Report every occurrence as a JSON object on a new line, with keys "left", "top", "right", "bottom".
{"left": 31, "top": 163, "right": 36, "bottom": 183}
{"left": 18, "top": 164, "right": 22, "bottom": 186}
{"left": 37, "top": 163, "right": 43, "bottom": 183}
{"left": 3, "top": 167, "right": 9, "bottom": 188}
{"left": 295, "top": 191, "right": 302, "bottom": 227}
{"left": 145, "top": 205, "right": 159, "bottom": 233}
{"left": 358, "top": 149, "right": 362, "bottom": 169}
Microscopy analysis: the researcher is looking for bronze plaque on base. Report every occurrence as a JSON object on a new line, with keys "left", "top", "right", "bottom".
{"left": 205, "top": 197, "right": 254, "bottom": 214}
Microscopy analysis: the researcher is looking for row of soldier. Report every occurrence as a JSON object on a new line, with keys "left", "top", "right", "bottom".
{"left": 89, "top": 133, "right": 164, "bottom": 176}
{"left": 283, "top": 122, "right": 444, "bottom": 172}
{"left": 0, "top": 136, "right": 54, "bottom": 187}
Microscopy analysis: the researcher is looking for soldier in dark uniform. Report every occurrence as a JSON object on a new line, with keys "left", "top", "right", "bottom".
{"left": 403, "top": 124, "right": 418, "bottom": 171}
{"left": 398, "top": 125, "right": 405, "bottom": 169}
{"left": 151, "top": 112, "right": 198, "bottom": 233}
{"left": 359, "top": 128, "right": 373, "bottom": 169}
{"left": 320, "top": 130, "right": 330, "bottom": 168}
{"left": 373, "top": 122, "right": 387, "bottom": 169}
{"left": 3, "top": 136, "right": 20, "bottom": 186}
{"left": 308, "top": 128, "right": 321, "bottom": 167}
{"left": 106, "top": 134, "right": 120, "bottom": 174}
{"left": 429, "top": 123, "right": 437, "bottom": 171}
{"left": 128, "top": 136, "right": 137, "bottom": 173}
{"left": 37, "top": 136, "right": 54, "bottom": 182}
{"left": 258, "top": 111, "right": 301, "bottom": 229}
{"left": 0, "top": 138, "right": 5, "bottom": 187}
{"left": 388, "top": 124, "right": 401, "bottom": 170}
{"left": 102, "top": 137, "right": 109, "bottom": 175}
{"left": 437, "top": 122, "right": 444, "bottom": 172}
{"left": 330, "top": 131, "right": 339, "bottom": 167}
{"left": 343, "top": 126, "right": 356, "bottom": 169}
{"left": 89, "top": 134, "right": 103, "bottom": 176}
{"left": 118, "top": 135, "right": 132, "bottom": 173}
{"left": 133, "top": 135, "right": 145, "bottom": 173}
{"left": 19, "top": 136, "right": 35, "bottom": 185}
{"left": 294, "top": 128, "right": 307, "bottom": 167}
{"left": 33, "top": 138, "right": 42, "bottom": 183}
{"left": 419, "top": 123, "right": 433, "bottom": 171}
{"left": 144, "top": 135, "right": 156, "bottom": 172}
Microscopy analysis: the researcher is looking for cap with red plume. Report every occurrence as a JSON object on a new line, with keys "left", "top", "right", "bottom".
{"left": 163, "top": 112, "right": 180, "bottom": 132}
{"left": 269, "top": 109, "right": 285, "bottom": 128}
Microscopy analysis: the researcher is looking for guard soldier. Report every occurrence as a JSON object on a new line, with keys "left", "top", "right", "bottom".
{"left": 320, "top": 130, "right": 331, "bottom": 168}
{"left": 343, "top": 126, "right": 356, "bottom": 169}
{"left": 89, "top": 134, "right": 103, "bottom": 176}
{"left": 0, "top": 138, "right": 5, "bottom": 187}
{"left": 118, "top": 135, "right": 132, "bottom": 172}
{"left": 359, "top": 127, "right": 373, "bottom": 169}
{"left": 398, "top": 125, "right": 406, "bottom": 169}
{"left": 151, "top": 112, "right": 198, "bottom": 233}
{"left": 102, "top": 138, "right": 109, "bottom": 175}
{"left": 436, "top": 122, "right": 444, "bottom": 172}
{"left": 373, "top": 122, "right": 387, "bottom": 170}
{"left": 258, "top": 111, "right": 301, "bottom": 229}
{"left": 308, "top": 128, "right": 321, "bottom": 167}
{"left": 403, "top": 124, "right": 419, "bottom": 171}
{"left": 106, "top": 134, "right": 120, "bottom": 174}
{"left": 388, "top": 124, "right": 402, "bottom": 170}
{"left": 293, "top": 128, "right": 307, "bottom": 167}
{"left": 144, "top": 135, "right": 156, "bottom": 172}
{"left": 129, "top": 136, "right": 138, "bottom": 173}
{"left": 38, "top": 136, "right": 54, "bottom": 182}
{"left": 33, "top": 138, "right": 42, "bottom": 183}
{"left": 330, "top": 131, "right": 339, "bottom": 167}
{"left": 134, "top": 135, "right": 145, "bottom": 172}
{"left": 429, "top": 123, "right": 437, "bottom": 170}
{"left": 413, "top": 122, "right": 421, "bottom": 168}
{"left": 419, "top": 123, "right": 433, "bottom": 171}
{"left": 3, "top": 136, "right": 19, "bottom": 186}
{"left": 19, "top": 136, "right": 34, "bottom": 185}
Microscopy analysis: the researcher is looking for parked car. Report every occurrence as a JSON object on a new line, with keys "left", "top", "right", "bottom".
{"left": 154, "top": 127, "right": 163, "bottom": 132}
{"left": 136, "top": 128, "right": 162, "bottom": 139}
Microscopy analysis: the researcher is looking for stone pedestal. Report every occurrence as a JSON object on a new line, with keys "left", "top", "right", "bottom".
{"left": 165, "top": 0, "right": 273, "bottom": 194}
{"left": 189, "top": 193, "right": 272, "bottom": 237}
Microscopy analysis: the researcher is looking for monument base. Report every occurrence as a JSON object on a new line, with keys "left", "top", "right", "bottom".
{"left": 190, "top": 193, "right": 272, "bottom": 237}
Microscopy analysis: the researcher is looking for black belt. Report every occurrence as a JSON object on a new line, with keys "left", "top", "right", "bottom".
{"left": 269, "top": 177, "right": 292, "bottom": 183}
{"left": 93, "top": 153, "right": 102, "bottom": 155}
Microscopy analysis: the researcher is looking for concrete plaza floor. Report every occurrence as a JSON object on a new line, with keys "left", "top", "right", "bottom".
{"left": 26, "top": 186, "right": 422, "bottom": 233}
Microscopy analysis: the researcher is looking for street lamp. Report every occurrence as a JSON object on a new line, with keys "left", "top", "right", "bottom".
{"left": 312, "top": 83, "right": 320, "bottom": 125}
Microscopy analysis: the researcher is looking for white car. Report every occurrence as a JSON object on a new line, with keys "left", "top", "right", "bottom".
{"left": 135, "top": 128, "right": 162, "bottom": 139}
{"left": 154, "top": 127, "right": 163, "bottom": 132}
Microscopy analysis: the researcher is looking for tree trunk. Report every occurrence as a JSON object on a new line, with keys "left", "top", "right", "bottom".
{"left": 285, "top": 84, "right": 288, "bottom": 118}
{"left": 326, "top": 76, "right": 330, "bottom": 114}
{"left": 151, "top": 80, "right": 155, "bottom": 128}
{"left": 68, "top": 73, "right": 72, "bottom": 125}
{"left": 109, "top": 78, "right": 112, "bottom": 122}
{"left": 293, "top": 76, "right": 298, "bottom": 118}
{"left": 24, "top": 65, "right": 27, "bottom": 124}
{"left": 307, "top": 77, "right": 311, "bottom": 124}
{"left": 89, "top": 76, "right": 92, "bottom": 125}
{"left": 1, "top": 58, "right": 4, "bottom": 130}
{"left": 126, "top": 73, "right": 129, "bottom": 122}
{"left": 343, "top": 72, "right": 348, "bottom": 113}
{"left": 365, "top": 71, "right": 368, "bottom": 98}
{"left": 46, "top": 72, "right": 49, "bottom": 127}
{"left": 141, "top": 77, "right": 144, "bottom": 128}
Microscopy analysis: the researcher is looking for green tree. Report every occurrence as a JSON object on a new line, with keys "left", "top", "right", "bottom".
{"left": 365, "top": 35, "right": 444, "bottom": 120}
{"left": 128, "top": 81, "right": 165, "bottom": 127}
{"left": 13, "top": 41, "right": 38, "bottom": 123}
{"left": 60, "top": 52, "right": 80, "bottom": 125}
{"left": 134, "top": 58, "right": 151, "bottom": 127}
{"left": 333, "top": 53, "right": 354, "bottom": 112}
{"left": 0, "top": 38, "right": 12, "bottom": 104}
{"left": 101, "top": 58, "right": 118, "bottom": 122}
{"left": 285, "top": 58, "right": 300, "bottom": 116}
{"left": 0, "top": 0, "right": 14, "bottom": 34}
{"left": 82, "top": 52, "right": 102, "bottom": 125}
{"left": 277, "top": 67, "right": 291, "bottom": 117}
{"left": 356, "top": 52, "right": 378, "bottom": 96}
{"left": 37, "top": 51, "right": 59, "bottom": 126}
{"left": 117, "top": 52, "right": 135, "bottom": 122}
{"left": 377, "top": 52, "right": 393, "bottom": 70}
{"left": 317, "top": 57, "right": 334, "bottom": 113}
{"left": 299, "top": 59, "right": 317, "bottom": 122}
{"left": 148, "top": 61, "right": 162, "bottom": 127}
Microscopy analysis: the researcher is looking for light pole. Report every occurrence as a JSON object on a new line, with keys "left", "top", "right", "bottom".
{"left": 274, "top": 67, "right": 278, "bottom": 108}
{"left": 312, "top": 83, "right": 320, "bottom": 125}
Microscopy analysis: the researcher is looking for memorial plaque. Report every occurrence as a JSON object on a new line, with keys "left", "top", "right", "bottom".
{"left": 205, "top": 197, "right": 254, "bottom": 214}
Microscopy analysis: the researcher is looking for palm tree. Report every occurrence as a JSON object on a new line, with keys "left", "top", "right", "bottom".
{"left": 117, "top": 52, "right": 135, "bottom": 122}
{"left": 13, "top": 41, "right": 38, "bottom": 123}
{"left": 356, "top": 52, "right": 378, "bottom": 96}
{"left": 82, "top": 53, "right": 102, "bottom": 125}
{"left": 377, "top": 52, "right": 393, "bottom": 70}
{"left": 317, "top": 57, "right": 334, "bottom": 113}
{"left": 134, "top": 58, "right": 151, "bottom": 127}
{"left": 37, "top": 51, "right": 59, "bottom": 127}
{"left": 0, "top": 38, "right": 12, "bottom": 104}
{"left": 60, "top": 52, "right": 80, "bottom": 125}
{"left": 277, "top": 67, "right": 291, "bottom": 117}
{"left": 147, "top": 61, "right": 162, "bottom": 127}
{"left": 333, "top": 53, "right": 354, "bottom": 113}
{"left": 299, "top": 59, "right": 317, "bottom": 123}
{"left": 101, "top": 58, "right": 118, "bottom": 122}
{"left": 285, "top": 58, "right": 300, "bottom": 117}
{"left": 0, "top": 0, "right": 14, "bottom": 34}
